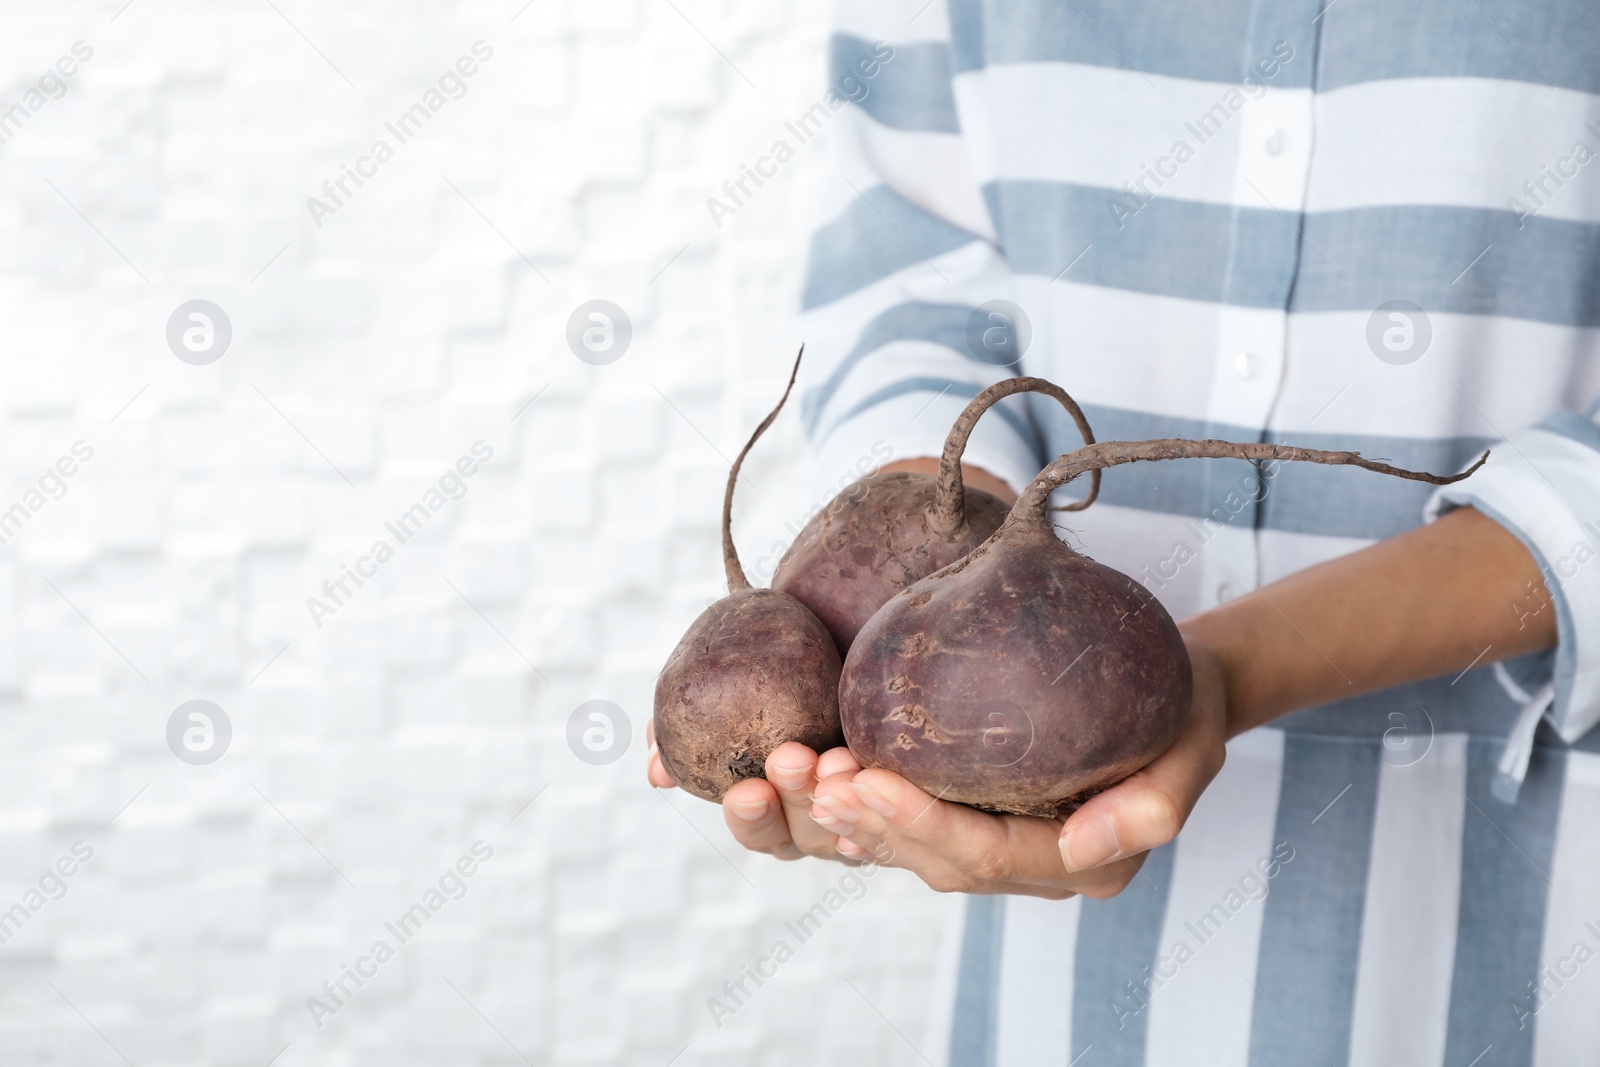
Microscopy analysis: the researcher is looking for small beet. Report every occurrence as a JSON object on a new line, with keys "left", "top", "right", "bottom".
{"left": 653, "top": 349, "right": 844, "bottom": 802}
{"left": 773, "top": 377, "right": 1100, "bottom": 651}
{"left": 839, "top": 438, "right": 1490, "bottom": 817}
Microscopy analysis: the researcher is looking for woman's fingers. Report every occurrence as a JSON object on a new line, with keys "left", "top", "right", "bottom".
{"left": 763, "top": 742, "right": 847, "bottom": 857}
{"left": 1071, "top": 849, "right": 1152, "bottom": 900}
{"left": 811, "top": 769, "right": 1081, "bottom": 895}
{"left": 645, "top": 721, "right": 678, "bottom": 789}
{"left": 647, "top": 731, "right": 858, "bottom": 797}
{"left": 686, "top": 742, "right": 857, "bottom": 863}
{"left": 809, "top": 773, "right": 964, "bottom": 881}
{"left": 1058, "top": 778, "right": 1187, "bottom": 874}
{"left": 858, "top": 769, "right": 1076, "bottom": 886}
{"left": 1058, "top": 652, "right": 1228, "bottom": 874}
{"left": 722, "top": 744, "right": 856, "bottom": 861}
{"left": 721, "top": 777, "right": 804, "bottom": 859}
{"left": 815, "top": 746, "right": 862, "bottom": 779}
{"left": 647, "top": 750, "right": 677, "bottom": 789}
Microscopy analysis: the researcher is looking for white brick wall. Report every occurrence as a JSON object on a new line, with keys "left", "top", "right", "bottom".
{"left": 0, "top": 2, "right": 957, "bottom": 1063}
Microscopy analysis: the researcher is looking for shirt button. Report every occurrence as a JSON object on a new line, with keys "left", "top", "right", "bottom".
{"left": 1265, "top": 130, "right": 1286, "bottom": 156}
{"left": 1234, "top": 351, "right": 1254, "bottom": 379}
{"left": 1217, "top": 580, "right": 1244, "bottom": 603}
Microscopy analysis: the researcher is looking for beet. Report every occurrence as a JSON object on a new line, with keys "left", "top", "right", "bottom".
{"left": 653, "top": 349, "right": 844, "bottom": 802}
{"left": 839, "top": 438, "right": 1490, "bottom": 817}
{"left": 773, "top": 377, "right": 1100, "bottom": 651}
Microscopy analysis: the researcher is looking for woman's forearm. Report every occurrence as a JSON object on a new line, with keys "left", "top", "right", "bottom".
{"left": 1182, "top": 505, "right": 1557, "bottom": 736}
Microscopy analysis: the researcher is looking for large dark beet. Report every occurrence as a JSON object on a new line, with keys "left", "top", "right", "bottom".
{"left": 653, "top": 348, "right": 845, "bottom": 802}
{"left": 842, "top": 521, "right": 1189, "bottom": 816}
{"left": 773, "top": 377, "right": 1098, "bottom": 651}
{"left": 839, "top": 438, "right": 1491, "bottom": 817}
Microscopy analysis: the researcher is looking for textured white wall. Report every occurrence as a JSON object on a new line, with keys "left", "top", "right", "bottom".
{"left": 0, "top": 2, "right": 955, "bottom": 1064}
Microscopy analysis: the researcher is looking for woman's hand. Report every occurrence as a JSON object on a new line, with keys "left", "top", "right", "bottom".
{"left": 647, "top": 636, "right": 1228, "bottom": 891}
{"left": 802, "top": 637, "right": 1230, "bottom": 898}
{"left": 649, "top": 727, "right": 869, "bottom": 864}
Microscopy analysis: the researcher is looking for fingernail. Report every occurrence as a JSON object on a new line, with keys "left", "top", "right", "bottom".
{"left": 813, "top": 812, "right": 855, "bottom": 837}
{"left": 849, "top": 781, "right": 897, "bottom": 818}
{"left": 770, "top": 764, "right": 810, "bottom": 791}
{"left": 1061, "top": 814, "right": 1121, "bottom": 872}
{"left": 812, "top": 798, "right": 858, "bottom": 824}
{"left": 728, "top": 798, "right": 769, "bottom": 822}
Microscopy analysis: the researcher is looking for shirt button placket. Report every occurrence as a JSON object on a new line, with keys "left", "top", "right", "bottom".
{"left": 1202, "top": 78, "right": 1315, "bottom": 609}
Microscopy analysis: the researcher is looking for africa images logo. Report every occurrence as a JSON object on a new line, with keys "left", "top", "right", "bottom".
{"left": 305, "top": 441, "right": 494, "bottom": 627}
{"left": 306, "top": 842, "right": 495, "bottom": 1029}
{"left": 305, "top": 41, "right": 495, "bottom": 228}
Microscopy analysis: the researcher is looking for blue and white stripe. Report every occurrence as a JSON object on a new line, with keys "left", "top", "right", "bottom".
{"left": 799, "top": 0, "right": 1600, "bottom": 1062}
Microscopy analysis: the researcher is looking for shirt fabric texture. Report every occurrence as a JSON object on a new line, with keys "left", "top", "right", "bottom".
{"left": 798, "top": 1, "right": 1600, "bottom": 1063}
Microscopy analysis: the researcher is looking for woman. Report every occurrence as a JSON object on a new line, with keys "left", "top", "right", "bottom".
{"left": 654, "top": 1, "right": 1600, "bottom": 1062}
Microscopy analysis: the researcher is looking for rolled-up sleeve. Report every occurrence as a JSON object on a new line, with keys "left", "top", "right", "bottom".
{"left": 798, "top": 3, "right": 1045, "bottom": 500}
{"left": 1427, "top": 408, "right": 1600, "bottom": 743}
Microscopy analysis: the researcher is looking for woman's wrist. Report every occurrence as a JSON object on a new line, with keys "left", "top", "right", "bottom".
{"left": 1178, "top": 605, "right": 1291, "bottom": 739}
{"left": 1175, "top": 506, "right": 1559, "bottom": 739}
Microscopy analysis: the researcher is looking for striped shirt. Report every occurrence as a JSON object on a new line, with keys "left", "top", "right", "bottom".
{"left": 796, "top": 1, "right": 1600, "bottom": 1063}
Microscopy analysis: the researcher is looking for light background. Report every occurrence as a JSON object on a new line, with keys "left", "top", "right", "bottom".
{"left": 0, "top": 1, "right": 956, "bottom": 1064}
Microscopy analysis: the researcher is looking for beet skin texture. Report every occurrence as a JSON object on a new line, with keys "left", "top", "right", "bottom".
{"left": 655, "top": 588, "right": 843, "bottom": 802}
{"left": 839, "top": 520, "right": 1190, "bottom": 817}
{"left": 773, "top": 471, "right": 1010, "bottom": 652}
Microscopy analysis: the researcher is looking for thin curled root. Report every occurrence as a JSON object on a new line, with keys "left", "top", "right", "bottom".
{"left": 1011, "top": 439, "right": 1488, "bottom": 525}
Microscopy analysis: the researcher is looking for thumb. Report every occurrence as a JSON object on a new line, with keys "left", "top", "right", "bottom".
{"left": 1057, "top": 717, "right": 1224, "bottom": 872}
{"left": 1058, "top": 778, "right": 1188, "bottom": 873}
